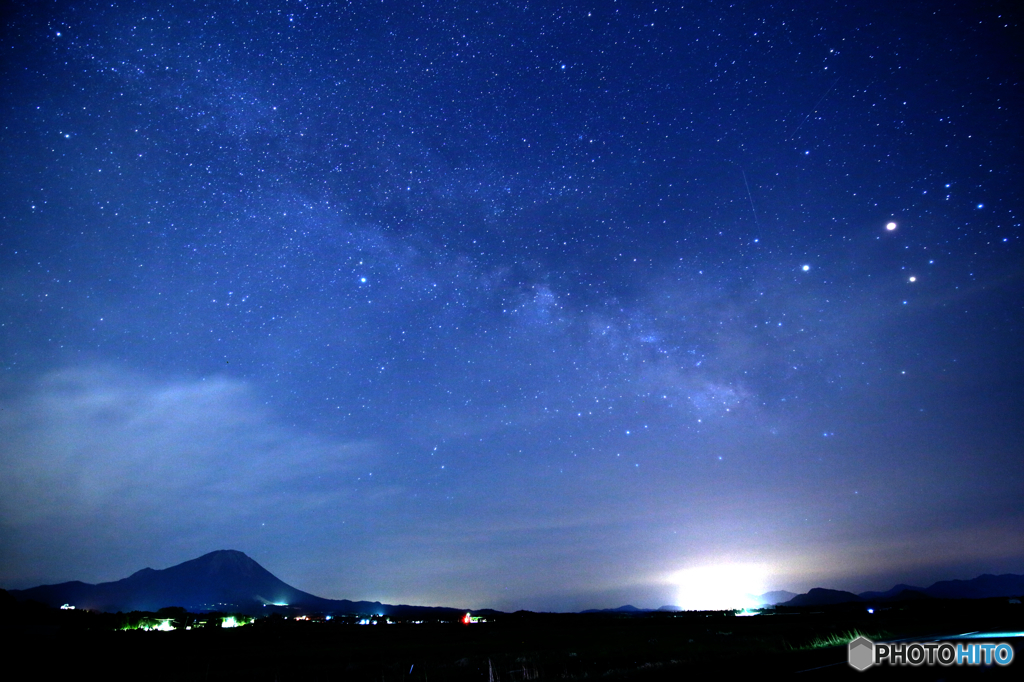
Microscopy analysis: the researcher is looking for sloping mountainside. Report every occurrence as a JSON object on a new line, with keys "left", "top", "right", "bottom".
{"left": 7, "top": 550, "right": 429, "bottom": 616}
{"left": 757, "top": 590, "right": 796, "bottom": 606}
{"left": 11, "top": 551, "right": 1022, "bottom": 614}
{"left": 782, "top": 573, "right": 1024, "bottom": 607}
{"left": 783, "top": 588, "right": 862, "bottom": 607}
{"left": 923, "top": 573, "right": 1024, "bottom": 600}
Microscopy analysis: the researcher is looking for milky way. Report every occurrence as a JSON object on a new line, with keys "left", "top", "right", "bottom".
{"left": 1, "top": 1, "right": 1021, "bottom": 611}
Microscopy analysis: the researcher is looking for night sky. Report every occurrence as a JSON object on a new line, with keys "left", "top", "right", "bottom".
{"left": 1, "top": 1, "right": 1021, "bottom": 612}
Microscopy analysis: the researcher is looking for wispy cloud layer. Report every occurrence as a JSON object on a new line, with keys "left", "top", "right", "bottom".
{"left": 0, "top": 367, "right": 374, "bottom": 585}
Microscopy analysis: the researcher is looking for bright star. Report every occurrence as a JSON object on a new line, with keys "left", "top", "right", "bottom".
{"left": 886, "top": 222, "right": 897, "bottom": 231}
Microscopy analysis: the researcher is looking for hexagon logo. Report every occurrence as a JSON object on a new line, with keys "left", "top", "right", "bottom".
{"left": 848, "top": 636, "right": 875, "bottom": 671}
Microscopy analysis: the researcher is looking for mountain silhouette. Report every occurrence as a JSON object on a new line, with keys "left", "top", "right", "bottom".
{"left": 580, "top": 604, "right": 642, "bottom": 613}
{"left": 858, "top": 583, "right": 926, "bottom": 601}
{"left": 756, "top": 590, "right": 796, "bottom": 606}
{"left": 10, "top": 552, "right": 1023, "bottom": 614}
{"left": 781, "top": 573, "right": 1024, "bottom": 607}
{"left": 922, "top": 574, "right": 1024, "bottom": 600}
{"left": 7, "top": 550, "right": 425, "bottom": 616}
{"left": 782, "top": 588, "right": 862, "bottom": 607}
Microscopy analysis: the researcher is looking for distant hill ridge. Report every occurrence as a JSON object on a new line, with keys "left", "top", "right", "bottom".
{"left": 781, "top": 573, "right": 1024, "bottom": 607}
{"left": 7, "top": 550, "right": 1022, "bottom": 613}
{"left": 6, "top": 550, "right": 469, "bottom": 617}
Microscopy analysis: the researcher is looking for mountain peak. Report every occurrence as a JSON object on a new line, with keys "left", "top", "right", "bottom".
{"left": 180, "top": 550, "right": 266, "bottom": 574}
{"left": 198, "top": 549, "right": 250, "bottom": 559}
{"left": 6, "top": 550, "right": 452, "bottom": 617}
{"left": 8, "top": 550, "right": 316, "bottom": 613}
{"left": 191, "top": 549, "right": 255, "bottom": 565}
{"left": 782, "top": 588, "right": 862, "bottom": 607}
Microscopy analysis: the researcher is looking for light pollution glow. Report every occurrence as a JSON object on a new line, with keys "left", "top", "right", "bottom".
{"left": 669, "top": 564, "right": 769, "bottom": 611}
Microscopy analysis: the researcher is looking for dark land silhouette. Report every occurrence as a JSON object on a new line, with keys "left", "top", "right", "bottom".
{"left": 3, "top": 588, "right": 1021, "bottom": 680}
{"left": 9, "top": 549, "right": 1023, "bottom": 614}
{"left": 4, "top": 551, "right": 1022, "bottom": 680}
{"left": 7, "top": 549, "right": 479, "bottom": 618}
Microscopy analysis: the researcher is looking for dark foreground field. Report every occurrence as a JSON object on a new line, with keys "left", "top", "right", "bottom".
{"left": 4, "top": 596, "right": 1021, "bottom": 680}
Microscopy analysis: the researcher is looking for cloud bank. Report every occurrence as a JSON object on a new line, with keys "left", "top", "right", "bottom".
{"left": 0, "top": 367, "right": 373, "bottom": 586}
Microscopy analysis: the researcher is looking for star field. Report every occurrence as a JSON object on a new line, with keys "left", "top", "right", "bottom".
{"left": 1, "top": 1, "right": 1021, "bottom": 611}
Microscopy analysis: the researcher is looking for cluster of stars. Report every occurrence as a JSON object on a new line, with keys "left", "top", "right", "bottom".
{"left": 0, "top": 0, "right": 1020, "bottom": 610}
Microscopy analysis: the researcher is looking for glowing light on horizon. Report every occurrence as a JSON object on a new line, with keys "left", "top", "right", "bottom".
{"left": 669, "top": 564, "right": 768, "bottom": 611}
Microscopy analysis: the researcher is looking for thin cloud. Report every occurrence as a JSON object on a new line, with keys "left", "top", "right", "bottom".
{"left": 0, "top": 367, "right": 376, "bottom": 582}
